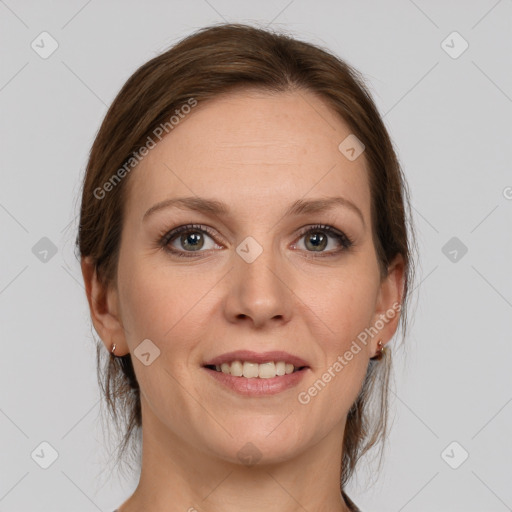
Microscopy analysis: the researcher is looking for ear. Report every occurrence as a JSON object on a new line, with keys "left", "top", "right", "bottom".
{"left": 80, "top": 256, "right": 128, "bottom": 356}
{"left": 372, "top": 253, "right": 405, "bottom": 351}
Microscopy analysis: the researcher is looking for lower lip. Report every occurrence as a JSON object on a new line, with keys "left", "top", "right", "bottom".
{"left": 202, "top": 367, "right": 309, "bottom": 396}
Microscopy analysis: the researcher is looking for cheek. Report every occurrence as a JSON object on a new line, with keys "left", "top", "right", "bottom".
{"left": 116, "top": 259, "right": 207, "bottom": 402}
{"left": 117, "top": 252, "right": 214, "bottom": 354}
{"left": 298, "top": 266, "right": 377, "bottom": 404}
{"left": 307, "top": 267, "right": 378, "bottom": 341}
{"left": 303, "top": 286, "right": 373, "bottom": 414}
{"left": 117, "top": 262, "right": 167, "bottom": 339}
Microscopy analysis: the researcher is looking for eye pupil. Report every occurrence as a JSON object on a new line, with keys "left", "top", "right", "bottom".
{"left": 306, "top": 232, "right": 327, "bottom": 251}
{"left": 181, "top": 232, "right": 204, "bottom": 251}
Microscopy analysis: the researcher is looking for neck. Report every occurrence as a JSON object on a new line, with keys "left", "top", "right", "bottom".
{"left": 117, "top": 397, "right": 352, "bottom": 512}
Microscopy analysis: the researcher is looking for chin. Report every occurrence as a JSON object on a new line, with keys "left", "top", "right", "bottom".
{"left": 204, "top": 425, "right": 306, "bottom": 466}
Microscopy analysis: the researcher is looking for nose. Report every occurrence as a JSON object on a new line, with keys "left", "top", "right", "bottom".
{"left": 223, "top": 241, "right": 293, "bottom": 329}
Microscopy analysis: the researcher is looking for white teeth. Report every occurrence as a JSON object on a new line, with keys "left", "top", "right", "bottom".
{"left": 243, "top": 362, "right": 259, "bottom": 378}
{"left": 230, "top": 360, "right": 243, "bottom": 377}
{"left": 213, "top": 360, "right": 301, "bottom": 378}
{"left": 258, "top": 362, "right": 275, "bottom": 379}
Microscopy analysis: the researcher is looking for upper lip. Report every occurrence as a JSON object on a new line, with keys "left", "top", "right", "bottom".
{"left": 203, "top": 350, "right": 310, "bottom": 368}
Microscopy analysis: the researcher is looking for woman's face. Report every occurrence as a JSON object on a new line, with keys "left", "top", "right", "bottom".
{"left": 106, "top": 89, "right": 402, "bottom": 464}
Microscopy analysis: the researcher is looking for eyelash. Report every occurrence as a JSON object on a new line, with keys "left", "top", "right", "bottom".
{"left": 158, "top": 223, "right": 354, "bottom": 259}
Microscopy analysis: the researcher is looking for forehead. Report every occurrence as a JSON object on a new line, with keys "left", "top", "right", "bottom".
{"left": 126, "top": 89, "right": 371, "bottom": 223}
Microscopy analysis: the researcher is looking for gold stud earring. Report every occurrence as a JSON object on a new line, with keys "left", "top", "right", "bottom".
{"left": 372, "top": 339, "right": 385, "bottom": 360}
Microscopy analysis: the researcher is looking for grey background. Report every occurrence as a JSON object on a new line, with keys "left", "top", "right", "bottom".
{"left": 1, "top": 1, "right": 511, "bottom": 511}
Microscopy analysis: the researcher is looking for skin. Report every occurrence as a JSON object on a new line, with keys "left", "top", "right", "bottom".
{"left": 82, "top": 88, "right": 404, "bottom": 512}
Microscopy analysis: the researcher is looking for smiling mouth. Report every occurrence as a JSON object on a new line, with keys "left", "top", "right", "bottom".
{"left": 204, "top": 361, "right": 308, "bottom": 379}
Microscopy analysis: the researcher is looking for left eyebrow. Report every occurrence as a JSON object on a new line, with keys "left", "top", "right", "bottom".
{"left": 143, "top": 195, "right": 365, "bottom": 228}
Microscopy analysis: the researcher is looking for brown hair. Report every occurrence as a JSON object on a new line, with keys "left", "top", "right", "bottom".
{"left": 77, "top": 22, "right": 417, "bottom": 491}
